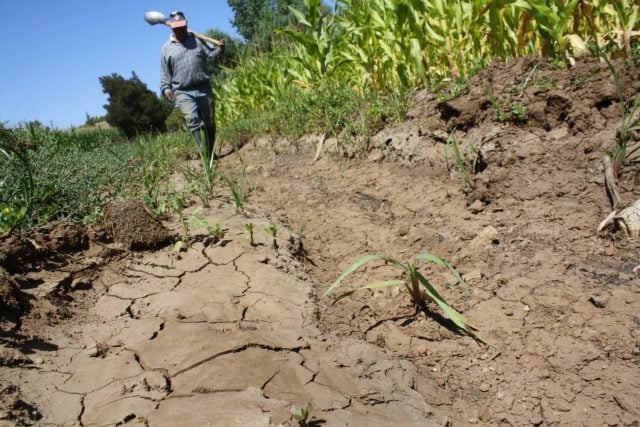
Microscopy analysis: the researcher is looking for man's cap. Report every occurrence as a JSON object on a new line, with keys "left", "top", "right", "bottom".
{"left": 168, "top": 11, "right": 187, "bottom": 28}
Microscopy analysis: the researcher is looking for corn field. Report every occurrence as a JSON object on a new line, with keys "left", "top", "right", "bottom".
{"left": 215, "top": 0, "right": 639, "bottom": 130}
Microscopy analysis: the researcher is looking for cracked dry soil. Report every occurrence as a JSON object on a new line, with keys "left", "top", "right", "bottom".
{"left": 2, "top": 57, "right": 640, "bottom": 426}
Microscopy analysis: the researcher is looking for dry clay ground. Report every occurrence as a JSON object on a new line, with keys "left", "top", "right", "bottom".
{"left": 1, "top": 57, "right": 640, "bottom": 426}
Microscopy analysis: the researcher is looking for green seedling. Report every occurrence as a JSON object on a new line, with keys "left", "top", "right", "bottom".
{"left": 222, "top": 173, "right": 247, "bottom": 214}
{"left": 290, "top": 402, "right": 314, "bottom": 426}
{"left": 245, "top": 222, "right": 256, "bottom": 246}
{"left": 173, "top": 240, "right": 185, "bottom": 253}
{"left": 324, "top": 253, "right": 486, "bottom": 344}
{"left": 265, "top": 222, "right": 278, "bottom": 249}
{"left": 209, "top": 223, "right": 226, "bottom": 240}
{"left": 484, "top": 82, "right": 507, "bottom": 123}
{"left": 510, "top": 103, "right": 528, "bottom": 123}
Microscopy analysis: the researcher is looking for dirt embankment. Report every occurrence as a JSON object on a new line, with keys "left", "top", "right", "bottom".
{"left": 1, "top": 56, "right": 640, "bottom": 426}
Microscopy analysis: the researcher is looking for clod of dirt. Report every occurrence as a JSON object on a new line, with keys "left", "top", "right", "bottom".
{"left": 101, "top": 200, "right": 173, "bottom": 250}
{"left": 0, "top": 267, "right": 29, "bottom": 331}
{"left": 32, "top": 223, "right": 89, "bottom": 254}
{"left": 0, "top": 236, "right": 38, "bottom": 274}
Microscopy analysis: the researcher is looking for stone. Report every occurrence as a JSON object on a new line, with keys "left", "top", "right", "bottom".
{"left": 478, "top": 405, "right": 492, "bottom": 422}
{"left": 589, "top": 294, "right": 609, "bottom": 308}
{"left": 469, "top": 200, "right": 484, "bottom": 214}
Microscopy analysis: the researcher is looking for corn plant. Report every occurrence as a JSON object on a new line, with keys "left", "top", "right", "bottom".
{"left": 323, "top": 253, "right": 484, "bottom": 342}
{"left": 245, "top": 222, "right": 256, "bottom": 246}
{"left": 221, "top": 173, "right": 247, "bottom": 214}
{"left": 265, "top": 222, "right": 279, "bottom": 249}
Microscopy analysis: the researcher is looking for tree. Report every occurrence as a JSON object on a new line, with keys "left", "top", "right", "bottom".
{"left": 227, "top": 0, "right": 307, "bottom": 50}
{"left": 99, "top": 72, "right": 170, "bottom": 138}
{"left": 227, "top": 0, "right": 267, "bottom": 41}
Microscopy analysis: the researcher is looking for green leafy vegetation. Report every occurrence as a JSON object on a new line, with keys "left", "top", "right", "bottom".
{"left": 0, "top": 126, "right": 134, "bottom": 232}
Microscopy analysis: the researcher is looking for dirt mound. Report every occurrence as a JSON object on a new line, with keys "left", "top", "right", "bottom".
{"left": 434, "top": 56, "right": 640, "bottom": 134}
{"left": 101, "top": 200, "right": 173, "bottom": 250}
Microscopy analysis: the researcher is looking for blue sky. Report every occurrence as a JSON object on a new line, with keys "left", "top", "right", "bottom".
{"left": 0, "top": 1, "right": 238, "bottom": 128}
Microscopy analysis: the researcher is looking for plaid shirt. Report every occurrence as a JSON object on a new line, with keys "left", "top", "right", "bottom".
{"left": 160, "top": 33, "right": 222, "bottom": 94}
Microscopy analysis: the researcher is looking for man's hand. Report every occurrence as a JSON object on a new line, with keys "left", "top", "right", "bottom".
{"left": 219, "top": 38, "right": 225, "bottom": 54}
{"left": 164, "top": 89, "right": 174, "bottom": 102}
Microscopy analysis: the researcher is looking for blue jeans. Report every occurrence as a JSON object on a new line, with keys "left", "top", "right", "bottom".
{"left": 175, "top": 85, "right": 216, "bottom": 160}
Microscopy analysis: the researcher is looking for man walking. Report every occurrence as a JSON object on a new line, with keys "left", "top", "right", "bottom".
{"left": 160, "top": 11, "right": 225, "bottom": 165}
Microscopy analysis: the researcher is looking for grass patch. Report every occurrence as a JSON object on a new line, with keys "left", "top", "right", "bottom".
{"left": 218, "top": 79, "right": 408, "bottom": 154}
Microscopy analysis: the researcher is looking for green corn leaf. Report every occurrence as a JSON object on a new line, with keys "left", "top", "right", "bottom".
{"left": 416, "top": 252, "right": 469, "bottom": 291}
{"left": 323, "top": 254, "right": 404, "bottom": 298}
{"left": 415, "top": 270, "right": 468, "bottom": 330}
{"left": 332, "top": 280, "right": 405, "bottom": 305}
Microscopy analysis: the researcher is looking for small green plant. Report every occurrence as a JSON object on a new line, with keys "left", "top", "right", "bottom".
{"left": 265, "top": 222, "right": 278, "bottom": 250}
{"left": 570, "top": 74, "right": 588, "bottom": 88}
{"left": 323, "top": 253, "right": 485, "bottom": 343}
{"left": 0, "top": 204, "right": 26, "bottom": 236}
{"left": 245, "top": 222, "right": 256, "bottom": 246}
{"left": 510, "top": 102, "right": 528, "bottom": 123}
{"left": 180, "top": 162, "right": 213, "bottom": 207}
{"left": 290, "top": 402, "right": 314, "bottom": 427}
{"left": 222, "top": 173, "right": 247, "bottom": 214}
{"left": 434, "top": 77, "right": 470, "bottom": 102}
{"left": 484, "top": 82, "right": 508, "bottom": 123}
{"left": 209, "top": 223, "right": 226, "bottom": 240}
{"left": 445, "top": 131, "right": 477, "bottom": 191}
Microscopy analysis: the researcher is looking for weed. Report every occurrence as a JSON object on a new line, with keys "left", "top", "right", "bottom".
{"left": 323, "top": 253, "right": 485, "bottom": 343}
{"left": 570, "top": 74, "right": 588, "bottom": 88}
{"left": 180, "top": 161, "right": 215, "bottom": 207}
{"left": 484, "top": 82, "right": 508, "bottom": 123}
{"left": 0, "top": 126, "right": 136, "bottom": 233}
{"left": 435, "top": 77, "right": 470, "bottom": 102}
{"left": 291, "top": 402, "right": 314, "bottom": 426}
{"left": 510, "top": 103, "right": 528, "bottom": 123}
{"left": 445, "top": 131, "right": 477, "bottom": 191}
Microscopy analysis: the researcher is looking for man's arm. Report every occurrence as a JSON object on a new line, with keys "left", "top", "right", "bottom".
{"left": 160, "top": 52, "right": 173, "bottom": 102}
